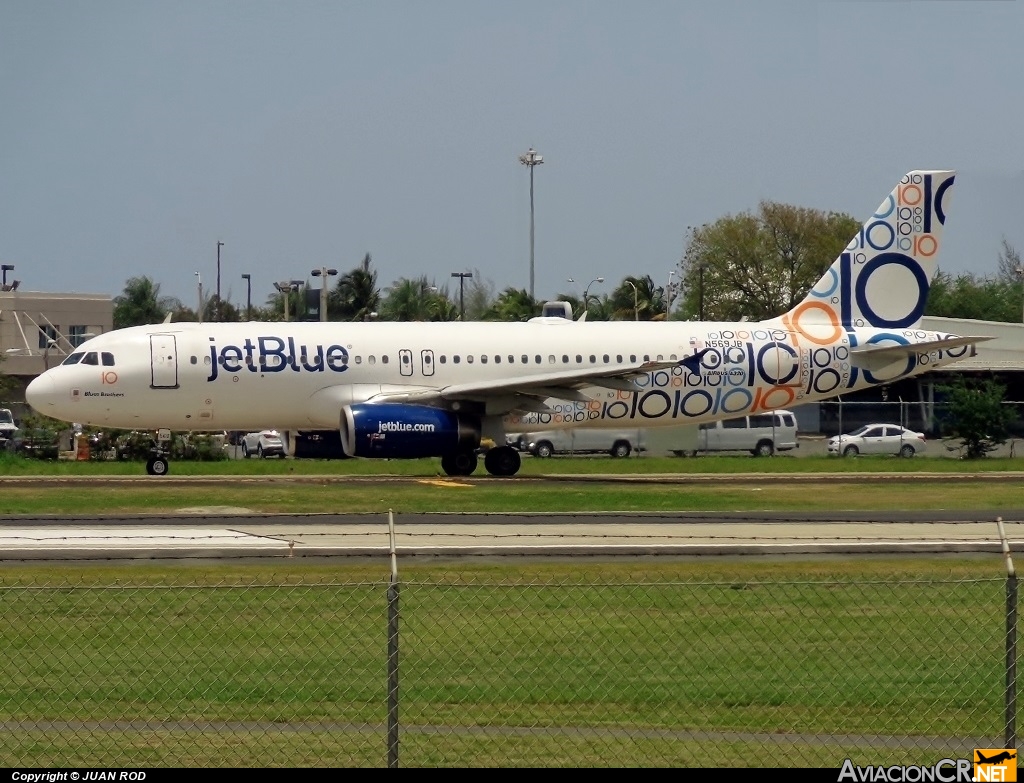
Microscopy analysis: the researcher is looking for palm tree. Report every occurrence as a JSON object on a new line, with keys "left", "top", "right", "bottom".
{"left": 330, "top": 255, "right": 381, "bottom": 321}
{"left": 381, "top": 277, "right": 455, "bottom": 321}
{"left": 608, "top": 275, "right": 665, "bottom": 321}
{"left": 483, "top": 288, "right": 539, "bottom": 321}
{"left": 113, "top": 276, "right": 181, "bottom": 328}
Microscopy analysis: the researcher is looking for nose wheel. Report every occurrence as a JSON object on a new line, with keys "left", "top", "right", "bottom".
{"left": 146, "top": 456, "right": 169, "bottom": 476}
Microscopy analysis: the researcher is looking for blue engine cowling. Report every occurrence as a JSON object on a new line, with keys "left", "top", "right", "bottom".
{"left": 339, "top": 403, "right": 480, "bottom": 459}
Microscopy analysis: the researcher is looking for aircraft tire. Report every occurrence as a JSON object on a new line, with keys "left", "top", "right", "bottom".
{"left": 484, "top": 446, "right": 521, "bottom": 477}
{"left": 441, "top": 451, "right": 478, "bottom": 477}
{"left": 146, "top": 457, "right": 169, "bottom": 476}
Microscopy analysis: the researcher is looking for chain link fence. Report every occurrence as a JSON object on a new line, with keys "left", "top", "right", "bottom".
{"left": 0, "top": 541, "right": 1018, "bottom": 767}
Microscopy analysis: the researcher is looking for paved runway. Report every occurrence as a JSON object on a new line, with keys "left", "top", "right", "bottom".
{"left": 2, "top": 510, "right": 1023, "bottom": 560}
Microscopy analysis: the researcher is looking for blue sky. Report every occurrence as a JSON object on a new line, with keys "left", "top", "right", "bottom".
{"left": 2, "top": 1, "right": 1022, "bottom": 310}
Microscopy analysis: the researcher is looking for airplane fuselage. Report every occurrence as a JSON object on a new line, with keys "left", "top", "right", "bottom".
{"left": 31, "top": 318, "right": 972, "bottom": 433}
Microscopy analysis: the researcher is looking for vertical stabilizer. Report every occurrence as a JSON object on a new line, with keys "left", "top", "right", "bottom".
{"left": 777, "top": 170, "right": 955, "bottom": 335}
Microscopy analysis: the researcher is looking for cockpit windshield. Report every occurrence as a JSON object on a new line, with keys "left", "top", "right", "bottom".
{"left": 59, "top": 351, "right": 114, "bottom": 367}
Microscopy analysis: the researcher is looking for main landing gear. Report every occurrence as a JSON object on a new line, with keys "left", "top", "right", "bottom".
{"left": 440, "top": 446, "right": 522, "bottom": 478}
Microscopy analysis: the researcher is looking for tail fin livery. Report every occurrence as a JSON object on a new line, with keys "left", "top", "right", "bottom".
{"left": 779, "top": 170, "right": 955, "bottom": 334}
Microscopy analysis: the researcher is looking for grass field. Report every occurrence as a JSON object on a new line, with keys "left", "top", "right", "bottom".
{"left": 1, "top": 452, "right": 1023, "bottom": 515}
{"left": 0, "top": 454, "right": 1018, "bottom": 767}
{"left": 0, "top": 559, "right": 1009, "bottom": 767}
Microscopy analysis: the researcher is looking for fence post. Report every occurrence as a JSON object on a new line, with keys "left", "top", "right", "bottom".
{"left": 996, "top": 516, "right": 1017, "bottom": 749}
{"left": 387, "top": 509, "right": 400, "bottom": 768}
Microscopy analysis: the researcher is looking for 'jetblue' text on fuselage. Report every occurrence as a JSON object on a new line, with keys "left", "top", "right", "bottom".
{"left": 207, "top": 336, "right": 349, "bottom": 381}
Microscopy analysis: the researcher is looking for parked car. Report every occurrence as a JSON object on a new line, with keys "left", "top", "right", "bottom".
{"left": 508, "top": 429, "right": 644, "bottom": 458}
{"left": 827, "top": 424, "right": 926, "bottom": 457}
{"left": 696, "top": 410, "right": 799, "bottom": 456}
{"left": 241, "top": 430, "right": 287, "bottom": 458}
{"left": 0, "top": 408, "right": 19, "bottom": 442}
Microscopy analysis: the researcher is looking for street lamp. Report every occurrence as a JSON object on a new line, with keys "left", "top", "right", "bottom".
{"left": 42, "top": 338, "right": 59, "bottom": 371}
{"left": 518, "top": 147, "right": 544, "bottom": 300}
{"left": 666, "top": 270, "right": 676, "bottom": 318}
{"left": 311, "top": 267, "right": 338, "bottom": 322}
{"left": 216, "top": 241, "right": 224, "bottom": 322}
{"left": 451, "top": 271, "right": 473, "bottom": 320}
{"left": 241, "top": 273, "right": 252, "bottom": 321}
{"left": 194, "top": 272, "right": 203, "bottom": 322}
{"left": 1017, "top": 265, "right": 1024, "bottom": 324}
{"left": 625, "top": 280, "right": 639, "bottom": 321}
{"left": 583, "top": 276, "right": 605, "bottom": 319}
{"left": 273, "top": 280, "right": 304, "bottom": 322}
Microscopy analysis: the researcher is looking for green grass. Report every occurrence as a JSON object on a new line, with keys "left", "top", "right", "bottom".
{"left": 0, "top": 560, "right": 1008, "bottom": 767}
{"left": 2, "top": 452, "right": 1023, "bottom": 515}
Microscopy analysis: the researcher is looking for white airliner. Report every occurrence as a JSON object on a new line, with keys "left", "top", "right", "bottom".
{"left": 26, "top": 170, "right": 989, "bottom": 477}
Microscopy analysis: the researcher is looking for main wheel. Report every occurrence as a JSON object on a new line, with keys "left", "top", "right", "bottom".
{"left": 484, "top": 446, "right": 522, "bottom": 477}
{"left": 843, "top": 445, "right": 859, "bottom": 457}
{"left": 899, "top": 444, "right": 916, "bottom": 458}
{"left": 610, "top": 441, "right": 631, "bottom": 458}
{"left": 754, "top": 441, "right": 774, "bottom": 457}
{"left": 534, "top": 441, "right": 554, "bottom": 458}
{"left": 146, "top": 457, "right": 169, "bottom": 476}
{"left": 441, "top": 451, "right": 478, "bottom": 477}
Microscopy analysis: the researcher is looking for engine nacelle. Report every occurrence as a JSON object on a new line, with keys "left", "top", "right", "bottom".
{"left": 339, "top": 403, "right": 480, "bottom": 459}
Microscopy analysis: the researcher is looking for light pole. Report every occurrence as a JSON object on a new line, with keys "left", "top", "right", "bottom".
{"left": 241, "top": 273, "right": 252, "bottom": 321}
{"left": 42, "top": 338, "right": 59, "bottom": 371}
{"left": 1018, "top": 265, "right": 1024, "bottom": 324}
{"left": 583, "top": 276, "right": 605, "bottom": 319}
{"left": 1, "top": 264, "right": 12, "bottom": 290}
{"left": 451, "top": 271, "right": 473, "bottom": 320}
{"left": 625, "top": 280, "right": 639, "bottom": 321}
{"left": 666, "top": 270, "right": 676, "bottom": 318}
{"left": 274, "top": 280, "right": 304, "bottom": 322}
{"left": 518, "top": 147, "right": 543, "bottom": 300}
{"left": 194, "top": 271, "right": 203, "bottom": 322}
{"left": 216, "top": 241, "right": 224, "bottom": 322}
{"left": 311, "top": 267, "right": 338, "bottom": 322}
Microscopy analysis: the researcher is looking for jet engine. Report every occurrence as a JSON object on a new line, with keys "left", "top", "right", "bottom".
{"left": 339, "top": 403, "right": 480, "bottom": 459}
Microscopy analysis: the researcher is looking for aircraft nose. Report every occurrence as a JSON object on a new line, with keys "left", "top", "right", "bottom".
{"left": 25, "top": 373, "right": 56, "bottom": 413}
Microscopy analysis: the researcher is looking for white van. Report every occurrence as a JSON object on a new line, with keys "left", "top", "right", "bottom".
{"left": 696, "top": 410, "right": 798, "bottom": 456}
{"left": 508, "top": 429, "right": 645, "bottom": 458}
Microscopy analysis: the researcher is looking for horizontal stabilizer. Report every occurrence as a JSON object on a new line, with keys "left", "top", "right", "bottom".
{"left": 849, "top": 335, "right": 993, "bottom": 369}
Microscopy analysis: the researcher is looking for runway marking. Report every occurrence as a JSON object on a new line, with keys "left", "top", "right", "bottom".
{"left": 417, "top": 479, "right": 474, "bottom": 488}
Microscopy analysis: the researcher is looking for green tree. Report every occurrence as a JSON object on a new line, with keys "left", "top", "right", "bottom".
{"left": 482, "top": 288, "right": 539, "bottom": 321}
{"left": 113, "top": 277, "right": 182, "bottom": 328}
{"left": 608, "top": 275, "right": 667, "bottom": 321}
{"left": 380, "top": 277, "right": 455, "bottom": 321}
{"left": 679, "top": 204, "right": 859, "bottom": 321}
{"left": 329, "top": 253, "right": 381, "bottom": 321}
{"left": 462, "top": 271, "right": 495, "bottom": 320}
{"left": 939, "top": 375, "right": 1017, "bottom": 459}
{"left": 924, "top": 271, "right": 1021, "bottom": 322}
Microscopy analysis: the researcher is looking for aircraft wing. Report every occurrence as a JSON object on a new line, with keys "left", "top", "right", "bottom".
{"left": 369, "top": 358, "right": 682, "bottom": 409}
{"left": 849, "top": 335, "right": 994, "bottom": 370}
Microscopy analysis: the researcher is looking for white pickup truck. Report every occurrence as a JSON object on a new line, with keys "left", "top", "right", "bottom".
{"left": 0, "top": 408, "right": 19, "bottom": 442}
